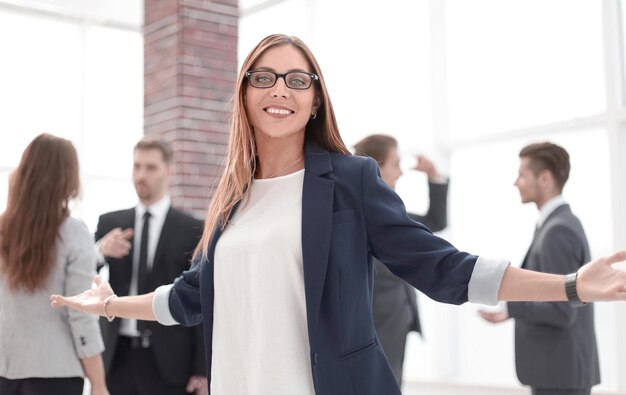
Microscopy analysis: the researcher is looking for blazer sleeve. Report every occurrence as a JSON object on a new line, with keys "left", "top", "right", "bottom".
{"left": 507, "top": 224, "right": 583, "bottom": 328}
{"left": 408, "top": 180, "right": 449, "bottom": 232}
{"left": 361, "top": 159, "right": 478, "bottom": 305}
{"left": 153, "top": 255, "right": 204, "bottom": 327}
{"left": 187, "top": 217, "right": 207, "bottom": 375}
{"left": 63, "top": 219, "right": 106, "bottom": 358}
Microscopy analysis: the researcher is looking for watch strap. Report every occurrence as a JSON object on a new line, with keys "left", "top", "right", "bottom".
{"left": 564, "top": 272, "right": 587, "bottom": 308}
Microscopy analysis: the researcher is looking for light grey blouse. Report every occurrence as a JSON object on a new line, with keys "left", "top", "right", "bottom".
{"left": 0, "top": 217, "right": 104, "bottom": 379}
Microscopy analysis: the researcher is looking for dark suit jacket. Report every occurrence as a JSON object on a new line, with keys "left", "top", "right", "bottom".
{"left": 165, "top": 145, "right": 480, "bottom": 395}
{"left": 95, "top": 207, "right": 206, "bottom": 386}
{"left": 508, "top": 204, "right": 600, "bottom": 389}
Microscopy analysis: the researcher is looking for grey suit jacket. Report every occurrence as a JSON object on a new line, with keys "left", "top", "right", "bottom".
{"left": 508, "top": 204, "right": 600, "bottom": 389}
{"left": 0, "top": 217, "right": 104, "bottom": 379}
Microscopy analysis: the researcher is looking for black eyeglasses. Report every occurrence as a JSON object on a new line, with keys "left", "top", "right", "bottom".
{"left": 245, "top": 70, "right": 319, "bottom": 90}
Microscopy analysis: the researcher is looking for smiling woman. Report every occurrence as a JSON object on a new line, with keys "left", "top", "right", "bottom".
{"left": 50, "top": 34, "right": 626, "bottom": 395}
{"left": 243, "top": 44, "right": 323, "bottom": 178}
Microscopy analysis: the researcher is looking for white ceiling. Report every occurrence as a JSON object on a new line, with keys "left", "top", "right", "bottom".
{"left": 0, "top": 0, "right": 143, "bottom": 28}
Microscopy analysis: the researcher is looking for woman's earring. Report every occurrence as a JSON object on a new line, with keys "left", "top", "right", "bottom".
{"left": 311, "top": 112, "right": 317, "bottom": 120}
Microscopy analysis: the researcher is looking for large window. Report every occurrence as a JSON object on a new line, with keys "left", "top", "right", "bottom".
{"left": 240, "top": 0, "right": 626, "bottom": 393}
{"left": 2, "top": 0, "right": 624, "bottom": 393}
{"left": 0, "top": 1, "right": 143, "bottom": 232}
{"left": 445, "top": 0, "right": 605, "bottom": 139}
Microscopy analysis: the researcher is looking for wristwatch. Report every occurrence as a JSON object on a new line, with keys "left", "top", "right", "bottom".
{"left": 564, "top": 272, "right": 587, "bottom": 308}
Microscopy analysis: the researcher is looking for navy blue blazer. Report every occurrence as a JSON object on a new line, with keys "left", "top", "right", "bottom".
{"left": 167, "top": 144, "right": 478, "bottom": 395}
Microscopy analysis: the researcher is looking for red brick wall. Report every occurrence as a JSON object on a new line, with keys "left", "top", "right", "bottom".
{"left": 144, "top": 0, "right": 238, "bottom": 218}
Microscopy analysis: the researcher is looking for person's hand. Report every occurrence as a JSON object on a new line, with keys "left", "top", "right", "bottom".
{"left": 412, "top": 155, "right": 442, "bottom": 182}
{"left": 99, "top": 227, "right": 133, "bottom": 259}
{"left": 186, "top": 375, "right": 208, "bottom": 394}
{"left": 478, "top": 309, "right": 509, "bottom": 323}
{"left": 577, "top": 250, "right": 626, "bottom": 302}
{"left": 50, "top": 275, "right": 115, "bottom": 316}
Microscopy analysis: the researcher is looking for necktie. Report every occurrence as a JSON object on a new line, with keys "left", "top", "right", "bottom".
{"left": 137, "top": 210, "right": 151, "bottom": 295}
{"left": 137, "top": 211, "right": 151, "bottom": 336}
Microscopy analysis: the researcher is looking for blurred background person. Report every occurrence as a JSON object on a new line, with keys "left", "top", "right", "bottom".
{"left": 95, "top": 138, "right": 206, "bottom": 395}
{"left": 353, "top": 134, "right": 448, "bottom": 387}
{"left": 480, "top": 142, "right": 599, "bottom": 395}
{"left": 0, "top": 134, "right": 108, "bottom": 395}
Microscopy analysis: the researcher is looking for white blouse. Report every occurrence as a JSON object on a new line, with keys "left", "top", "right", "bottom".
{"left": 211, "top": 169, "right": 314, "bottom": 395}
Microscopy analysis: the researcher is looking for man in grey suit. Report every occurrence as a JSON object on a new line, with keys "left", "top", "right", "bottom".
{"left": 480, "top": 142, "right": 599, "bottom": 395}
{"left": 354, "top": 134, "right": 448, "bottom": 387}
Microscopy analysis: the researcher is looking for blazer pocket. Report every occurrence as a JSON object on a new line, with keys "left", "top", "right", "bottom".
{"left": 332, "top": 209, "right": 355, "bottom": 225}
{"left": 338, "top": 338, "right": 377, "bottom": 360}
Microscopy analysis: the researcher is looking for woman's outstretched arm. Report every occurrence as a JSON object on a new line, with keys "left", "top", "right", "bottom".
{"left": 50, "top": 275, "right": 156, "bottom": 321}
{"left": 498, "top": 250, "right": 626, "bottom": 302}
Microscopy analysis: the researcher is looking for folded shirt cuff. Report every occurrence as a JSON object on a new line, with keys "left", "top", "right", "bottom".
{"left": 468, "top": 256, "right": 510, "bottom": 306}
{"left": 94, "top": 240, "right": 107, "bottom": 264}
{"left": 152, "top": 284, "right": 178, "bottom": 326}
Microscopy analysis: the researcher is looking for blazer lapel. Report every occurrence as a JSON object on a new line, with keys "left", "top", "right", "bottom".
{"left": 122, "top": 208, "right": 137, "bottom": 271}
{"left": 521, "top": 226, "right": 539, "bottom": 269}
{"left": 521, "top": 204, "right": 571, "bottom": 269}
{"left": 301, "top": 144, "right": 334, "bottom": 337}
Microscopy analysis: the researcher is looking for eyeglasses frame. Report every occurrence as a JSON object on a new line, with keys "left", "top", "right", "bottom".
{"left": 245, "top": 70, "right": 319, "bottom": 90}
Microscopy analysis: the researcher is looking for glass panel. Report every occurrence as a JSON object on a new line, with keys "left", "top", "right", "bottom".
{"left": 80, "top": 178, "right": 137, "bottom": 233}
{"left": 239, "top": 0, "right": 314, "bottom": 65}
{"left": 82, "top": 25, "right": 143, "bottom": 177}
{"left": 444, "top": 128, "right": 615, "bottom": 387}
{"left": 446, "top": 0, "right": 605, "bottom": 139}
{"left": 621, "top": 0, "right": 626, "bottom": 106}
{"left": 0, "top": 171, "right": 8, "bottom": 213}
{"left": 315, "top": 0, "right": 433, "bottom": 150}
{"left": 0, "top": 10, "right": 82, "bottom": 167}
{"left": 239, "top": 0, "right": 433, "bottom": 150}
{"left": 239, "top": 0, "right": 272, "bottom": 11}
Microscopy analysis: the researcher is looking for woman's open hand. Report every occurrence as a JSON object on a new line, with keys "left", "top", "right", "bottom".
{"left": 50, "top": 275, "right": 114, "bottom": 316}
{"left": 577, "top": 250, "right": 626, "bottom": 302}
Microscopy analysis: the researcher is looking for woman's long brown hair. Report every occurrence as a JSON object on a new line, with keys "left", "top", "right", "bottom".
{"left": 0, "top": 134, "right": 80, "bottom": 292}
{"left": 194, "top": 34, "right": 350, "bottom": 260}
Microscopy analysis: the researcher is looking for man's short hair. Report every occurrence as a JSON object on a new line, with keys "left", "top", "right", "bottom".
{"left": 519, "top": 142, "right": 570, "bottom": 192}
{"left": 134, "top": 137, "right": 174, "bottom": 164}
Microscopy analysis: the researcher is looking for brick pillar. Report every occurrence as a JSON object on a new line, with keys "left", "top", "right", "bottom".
{"left": 144, "top": 0, "right": 238, "bottom": 218}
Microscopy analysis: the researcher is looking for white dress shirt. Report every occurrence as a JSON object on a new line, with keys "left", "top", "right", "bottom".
{"left": 537, "top": 195, "right": 567, "bottom": 229}
{"left": 118, "top": 195, "right": 171, "bottom": 337}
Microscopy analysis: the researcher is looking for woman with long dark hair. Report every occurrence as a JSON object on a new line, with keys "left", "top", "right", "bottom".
{"left": 0, "top": 134, "right": 108, "bottom": 395}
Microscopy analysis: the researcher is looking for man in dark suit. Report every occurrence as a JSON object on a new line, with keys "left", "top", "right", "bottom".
{"left": 354, "top": 134, "right": 448, "bottom": 386}
{"left": 95, "top": 138, "right": 207, "bottom": 395}
{"left": 480, "top": 142, "right": 599, "bottom": 395}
